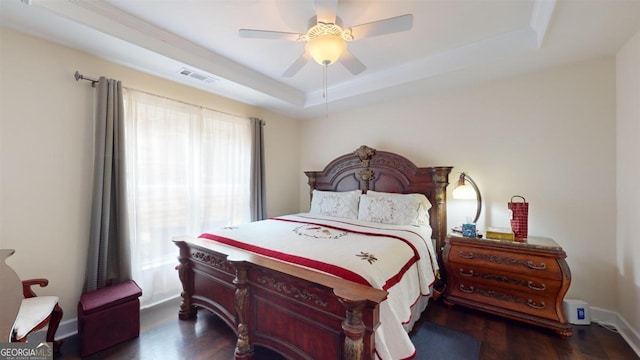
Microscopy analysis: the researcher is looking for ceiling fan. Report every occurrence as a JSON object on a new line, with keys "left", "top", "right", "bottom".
{"left": 239, "top": 0, "right": 413, "bottom": 77}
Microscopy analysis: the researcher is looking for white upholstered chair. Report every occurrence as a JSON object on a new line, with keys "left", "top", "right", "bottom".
{"left": 1, "top": 249, "right": 63, "bottom": 352}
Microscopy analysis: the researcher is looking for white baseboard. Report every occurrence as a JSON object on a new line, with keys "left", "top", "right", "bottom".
{"left": 55, "top": 319, "right": 78, "bottom": 340}
{"left": 591, "top": 306, "right": 640, "bottom": 358}
{"left": 25, "top": 318, "right": 77, "bottom": 344}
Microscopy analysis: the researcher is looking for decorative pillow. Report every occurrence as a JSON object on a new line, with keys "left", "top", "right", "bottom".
{"left": 309, "top": 189, "right": 362, "bottom": 219}
{"left": 359, "top": 191, "right": 431, "bottom": 226}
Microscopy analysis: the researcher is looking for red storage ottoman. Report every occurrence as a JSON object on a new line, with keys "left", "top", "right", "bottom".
{"left": 78, "top": 280, "right": 142, "bottom": 357}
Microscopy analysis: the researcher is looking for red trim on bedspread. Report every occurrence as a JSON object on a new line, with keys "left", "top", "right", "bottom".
{"left": 199, "top": 216, "right": 431, "bottom": 305}
{"left": 274, "top": 217, "right": 422, "bottom": 261}
{"left": 286, "top": 215, "right": 440, "bottom": 282}
{"left": 383, "top": 257, "right": 416, "bottom": 291}
{"left": 198, "top": 233, "right": 371, "bottom": 286}
{"left": 272, "top": 217, "right": 421, "bottom": 291}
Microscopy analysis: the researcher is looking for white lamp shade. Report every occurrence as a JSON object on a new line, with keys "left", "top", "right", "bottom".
{"left": 452, "top": 184, "right": 477, "bottom": 200}
{"left": 306, "top": 35, "right": 347, "bottom": 65}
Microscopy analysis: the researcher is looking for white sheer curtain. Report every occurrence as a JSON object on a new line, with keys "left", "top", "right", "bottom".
{"left": 123, "top": 89, "right": 252, "bottom": 307}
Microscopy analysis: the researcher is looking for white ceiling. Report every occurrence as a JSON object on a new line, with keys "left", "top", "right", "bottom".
{"left": 2, "top": 0, "right": 640, "bottom": 120}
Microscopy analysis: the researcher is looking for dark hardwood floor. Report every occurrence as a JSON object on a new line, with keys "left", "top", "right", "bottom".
{"left": 422, "top": 301, "right": 638, "bottom": 360}
{"left": 55, "top": 297, "right": 638, "bottom": 360}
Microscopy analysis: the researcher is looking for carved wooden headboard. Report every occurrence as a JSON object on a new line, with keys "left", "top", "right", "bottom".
{"left": 304, "top": 145, "right": 452, "bottom": 258}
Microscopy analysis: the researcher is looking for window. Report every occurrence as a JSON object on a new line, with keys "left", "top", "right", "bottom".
{"left": 123, "top": 89, "right": 252, "bottom": 307}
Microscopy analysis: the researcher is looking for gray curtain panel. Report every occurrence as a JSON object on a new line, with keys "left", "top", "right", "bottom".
{"left": 250, "top": 117, "right": 266, "bottom": 221}
{"left": 84, "top": 77, "right": 131, "bottom": 292}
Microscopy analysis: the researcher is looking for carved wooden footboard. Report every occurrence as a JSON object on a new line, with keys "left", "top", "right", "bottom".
{"left": 175, "top": 238, "right": 387, "bottom": 360}
{"left": 175, "top": 145, "right": 452, "bottom": 360}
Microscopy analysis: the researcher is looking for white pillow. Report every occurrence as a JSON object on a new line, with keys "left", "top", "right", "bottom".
{"left": 358, "top": 191, "right": 431, "bottom": 226}
{"left": 309, "top": 189, "right": 362, "bottom": 219}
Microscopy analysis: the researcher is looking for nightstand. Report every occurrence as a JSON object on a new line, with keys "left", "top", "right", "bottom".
{"left": 442, "top": 233, "right": 572, "bottom": 337}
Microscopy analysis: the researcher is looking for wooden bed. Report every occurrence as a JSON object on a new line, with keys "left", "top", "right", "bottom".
{"left": 174, "top": 145, "right": 452, "bottom": 360}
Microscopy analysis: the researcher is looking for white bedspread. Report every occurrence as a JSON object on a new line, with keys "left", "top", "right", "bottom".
{"left": 196, "top": 213, "right": 439, "bottom": 360}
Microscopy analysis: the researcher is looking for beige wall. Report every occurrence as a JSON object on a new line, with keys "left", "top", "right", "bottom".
{"left": 300, "top": 57, "right": 618, "bottom": 313}
{"left": 0, "top": 28, "right": 300, "bottom": 322}
{"left": 616, "top": 30, "right": 640, "bottom": 335}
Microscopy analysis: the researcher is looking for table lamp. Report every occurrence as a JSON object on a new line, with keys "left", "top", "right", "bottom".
{"left": 452, "top": 172, "right": 482, "bottom": 224}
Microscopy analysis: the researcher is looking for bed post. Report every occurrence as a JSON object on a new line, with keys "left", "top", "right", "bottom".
{"left": 430, "top": 167, "right": 452, "bottom": 258}
{"left": 175, "top": 240, "right": 197, "bottom": 320}
{"left": 338, "top": 297, "right": 368, "bottom": 360}
{"left": 233, "top": 262, "right": 254, "bottom": 360}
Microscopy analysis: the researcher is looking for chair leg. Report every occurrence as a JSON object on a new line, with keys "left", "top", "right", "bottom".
{"left": 47, "top": 303, "right": 63, "bottom": 353}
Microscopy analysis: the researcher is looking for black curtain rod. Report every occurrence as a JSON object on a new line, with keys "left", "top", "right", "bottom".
{"left": 74, "top": 71, "right": 98, "bottom": 87}
{"left": 72, "top": 71, "right": 265, "bottom": 125}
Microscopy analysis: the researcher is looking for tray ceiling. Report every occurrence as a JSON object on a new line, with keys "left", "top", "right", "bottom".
{"left": 2, "top": 0, "right": 639, "bottom": 119}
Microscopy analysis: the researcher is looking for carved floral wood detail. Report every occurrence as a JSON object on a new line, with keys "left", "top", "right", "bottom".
{"left": 233, "top": 263, "right": 253, "bottom": 359}
{"left": 325, "top": 158, "right": 362, "bottom": 179}
{"left": 457, "top": 268, "right": 547, "bottom": 291}
{"left": 256, "top": 274, "right": 329, "bottom": 308}
{"left": 339, "top": 297, "right": 367, "bottom": 360}
{"left": 191, "top": 250, "right": 235, "bottom": 273}
{"left": 458, "top": 251, "right": 547, "bottom": 270}
{"left": 458, "top": 285, "right": 546, "bottom": 310}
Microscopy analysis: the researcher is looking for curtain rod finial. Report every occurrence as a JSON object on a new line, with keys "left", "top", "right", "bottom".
{"left": 74, "top": 71, "right": 98, "bottom": 87}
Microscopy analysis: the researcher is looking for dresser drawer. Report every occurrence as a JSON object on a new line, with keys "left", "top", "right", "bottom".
{"left": 447, "top": 246, "right": 562, "bottom": 281}
{"left": 447, "top": 276, "right": 561, "bottom": 321}
{"left": 447, "top": 263, "right": 562, "bottom": 296}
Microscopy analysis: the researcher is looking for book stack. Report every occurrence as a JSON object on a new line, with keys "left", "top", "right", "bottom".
{"left": 485, "top": 227, "right": 515, "bottom": 241}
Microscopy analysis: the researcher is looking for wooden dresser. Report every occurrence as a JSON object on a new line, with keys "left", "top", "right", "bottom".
{"left": 442, "top": 233, "right": 572, "bottom": 337}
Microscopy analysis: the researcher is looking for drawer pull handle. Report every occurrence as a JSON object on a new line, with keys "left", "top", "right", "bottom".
{"left": 527, "top": 299, "right": 545, "bottom": 309}
{"left": 459, "top": 269, "right": 474, "bottom": 277}
{"left": 527, "top": 281, "right": 546, "bottom": 291}
{"left": 527, "top": 261, "right": 546, "bottom": 270}
{"left": 458, "top": 251, "right": 474, "bottom": 259}
{"left": 459, "top": 284, "right": 474, "bottom": 293}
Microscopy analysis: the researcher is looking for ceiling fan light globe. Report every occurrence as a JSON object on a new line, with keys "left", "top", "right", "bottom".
{"left": 306, "top": 34, "right": 346, "bottom": 66}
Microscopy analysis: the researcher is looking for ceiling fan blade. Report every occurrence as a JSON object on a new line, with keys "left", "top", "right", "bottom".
{"left": 314, "top": 0, "right": 338, "bottom": 24}
{"left": 282, "top": 52, "right": 311, "bottom": 77}
{"left": 348, "top": 14, "right": 413, "bottom": 40}
{"left": 239, "top": 29, "right": 301, "bottom": 41}
{"left": 339, "top": 49, "right": 366, "bottom": 75}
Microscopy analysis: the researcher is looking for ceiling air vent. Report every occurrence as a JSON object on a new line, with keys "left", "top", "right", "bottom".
{"left": 178, "top": 68, "right": 217, "bottom": 84}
